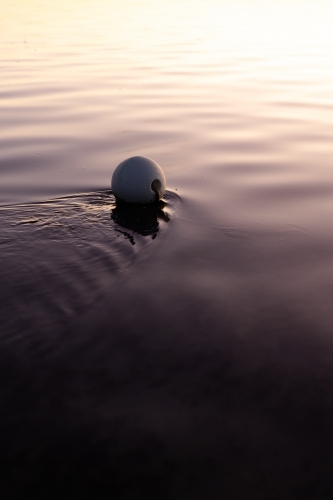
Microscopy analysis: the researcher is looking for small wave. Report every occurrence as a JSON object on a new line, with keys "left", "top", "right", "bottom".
{"left": 0, "top": 190, "right": 181, "bottom": 340}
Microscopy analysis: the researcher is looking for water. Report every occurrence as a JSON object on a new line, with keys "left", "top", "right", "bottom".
{"left": 2, "top": 0, "right": 333, "bottom": 497}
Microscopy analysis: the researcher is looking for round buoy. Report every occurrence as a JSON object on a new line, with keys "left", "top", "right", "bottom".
{"left": 111, "top": 156, "right": 166, "bottom": 204}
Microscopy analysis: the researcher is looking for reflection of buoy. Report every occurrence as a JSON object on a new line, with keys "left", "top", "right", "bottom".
{"left": 111, "top": 156, "right": 166, "bottom": 204}
{"left": 111, "top": 200, "right": 170, "bottom": 244}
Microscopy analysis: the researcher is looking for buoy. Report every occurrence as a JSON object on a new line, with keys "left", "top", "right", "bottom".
{"left": 111, "top": 156, "right": 166, "bottom": 204}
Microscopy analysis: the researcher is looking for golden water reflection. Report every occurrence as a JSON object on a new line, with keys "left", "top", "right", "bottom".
{"left": 1, "top": 0, "right": 333, "bottom": 229}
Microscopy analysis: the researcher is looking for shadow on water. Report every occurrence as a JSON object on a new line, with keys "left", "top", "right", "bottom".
{"left": 111, "top": 200, "right": 170, "bottom": 245}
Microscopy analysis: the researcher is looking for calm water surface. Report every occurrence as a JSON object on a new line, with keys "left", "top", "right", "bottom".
{"left": 2, "top": 1, "right": 333, "bottom": 498}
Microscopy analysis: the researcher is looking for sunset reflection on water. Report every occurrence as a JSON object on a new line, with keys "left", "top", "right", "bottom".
{"left": 2, "top": 0, "right": 333, "bottom": 206}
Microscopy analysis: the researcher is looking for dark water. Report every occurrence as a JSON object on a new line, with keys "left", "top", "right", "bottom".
{"left": 2, "top": 1, "right": 333, "bottom": 498}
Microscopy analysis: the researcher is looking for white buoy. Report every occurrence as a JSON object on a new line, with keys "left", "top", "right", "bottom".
{"left": 111, "top": 156, "right": 166, "bottom": 204}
